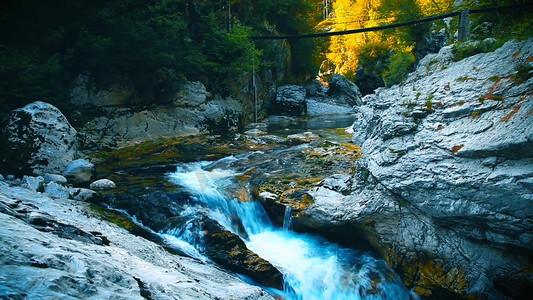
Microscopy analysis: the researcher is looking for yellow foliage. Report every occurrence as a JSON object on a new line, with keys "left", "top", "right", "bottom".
{"left": 326, "top": 0, "right": 454, "bottom": 80}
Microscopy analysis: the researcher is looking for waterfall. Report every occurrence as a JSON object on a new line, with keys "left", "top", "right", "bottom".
{"left": 166, "top": 161, "right": 416, "bottom": 300}
{"left": 283, "top": 205, "right": 293, "bottom": 230}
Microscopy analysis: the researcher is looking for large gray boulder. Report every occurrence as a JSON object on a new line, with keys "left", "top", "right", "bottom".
{"left": 63, "top": 159, "right": 96, "bottom": 185}
{"left": 300, "top": 39, "right": 533, "bottom": 299}
{"left": 273, "top": 85, "right": 307, "bottom": 117}
{"left": 326, "top": 74, "right": 363, "bottom": 106}
{"left": 3, "top": 101, "right": 77, "bottom": 176}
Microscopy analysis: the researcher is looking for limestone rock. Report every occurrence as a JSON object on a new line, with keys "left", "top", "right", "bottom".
{"left": 327, "top": 74, "right": 363, "bottom": 106}
{"left": 89, "top": 179, "right": 116, "bottom": 191}
{"left": 274, "top": 85, "right": 307, "bottom": 117}
{"left": 63, "top": 159, "right": 96, "bottom": 185}
{"left": 3, "top": 101, "right": 77, "bottom": 176}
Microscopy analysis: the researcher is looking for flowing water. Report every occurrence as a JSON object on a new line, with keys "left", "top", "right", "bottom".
{"left": 165, "top": 161, "right": 416, "bottom": 300}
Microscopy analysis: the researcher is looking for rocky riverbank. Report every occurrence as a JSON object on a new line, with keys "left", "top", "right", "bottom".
{"left": 293, "top": 39, "right": 533, "bottom": 299}
{"left": 0, "top": 179, "right": 273, "bottom": 299}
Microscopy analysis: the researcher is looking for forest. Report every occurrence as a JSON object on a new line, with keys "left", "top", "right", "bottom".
{"left": 0, "top": 0, "right": 531, "bottom": 111}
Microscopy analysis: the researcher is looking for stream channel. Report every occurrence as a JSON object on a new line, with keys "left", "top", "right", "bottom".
{"left": 94, "top": 115, "right": 417, "bottom": 300}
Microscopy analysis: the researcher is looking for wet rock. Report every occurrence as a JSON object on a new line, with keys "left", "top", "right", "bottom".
{"left": 22, "top": 175, "right": 45, "bottom": 192}
{"left": 89, "top": 179, "right": 116, "bottom": 191}
{"left": 43, "top": 174, "right": 68, "bottom": 185}
{"left": 327, "top": 74, "right": 363, "bottom": 106}
{"left": 202, "top": 218, "right": 284, "bottom": 290}
{"left": 69, "top": 188, "right": 96, "bottom": 202}
{"left": 63, "top": 159, "right": 96, "bottom": 185}
{"left": 273, "top": 85, "right": 307, "bottom": 117}
{"left": 0, "top": 174, "right": 4, "bottom": 181}
{"left": 3, "top": 101, "right": 77, "bottom": 176}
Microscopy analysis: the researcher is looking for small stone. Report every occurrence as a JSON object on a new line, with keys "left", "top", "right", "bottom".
{"left": 6, "top": 175, "right": 15, "bottom": 181}
{"left": 43, "top": 173, "right": 68, "bottom": 185}
{"left": 244, "top": 129, "right": 267, "bottom": 136}
{"left": 44, "top": 182, "right": 70, "bottom": 198}
{"left": 22, "top": 175, "right": 45, "bottom": 192}
{"left": 89, "top": 179, "right": 116, "bottom": 191}
{"left": 0, "top": 174, "right": 4, "bottom": 181}
{"left": 69, "top": 188, "right": 97, "bottom": 201}
{"left": 63, "top": 159, "right": 96, "bottom": 185}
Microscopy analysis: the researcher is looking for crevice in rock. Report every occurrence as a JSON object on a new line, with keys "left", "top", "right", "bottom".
{"left": 133, "top": 276, "right": 154, "bottom": 300}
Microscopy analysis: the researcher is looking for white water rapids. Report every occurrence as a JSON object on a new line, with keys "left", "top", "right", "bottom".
{"left": 165, "top": 161, "right": 416, "bottom": 300}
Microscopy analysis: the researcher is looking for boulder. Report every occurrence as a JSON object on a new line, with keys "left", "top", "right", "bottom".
{"left": 202, "top": 217, "right": 284, "bottom": 290}
{"left": 43, "top": 174, "right": 68, "bottom": 185}
{"left": 326, "top": 74, "right": 363, "bottom": 106}
{"left": 3, "top": 101, "right": 77, "bottom": 176}
{"left": 273, "top": 85, "right": 307, "bottom": 117}
{"left": 63, "top": 159, "right": 96, "bottom": 185}
{"left": 89, "top": 179, "right": 116, "bottom": 191}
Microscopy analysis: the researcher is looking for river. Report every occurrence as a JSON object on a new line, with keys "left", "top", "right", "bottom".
{"left": 96, "top": 115, "right": 417, "bottom": 300}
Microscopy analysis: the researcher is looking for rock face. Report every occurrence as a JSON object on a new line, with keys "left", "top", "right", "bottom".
{"left": 273, "top": 85, "right": 307, "bottom": 117}
{"left": 0, "top": 181, "right": 273, "bottom": 300}
{"left": 2, "top": 101, "right": 77, "bottom": 176}
{"left": 300, "top": 39, "right": 533, "bottom": 299}
{"left": 78, "top": 93, "right": 244, "bottom": 150}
